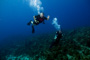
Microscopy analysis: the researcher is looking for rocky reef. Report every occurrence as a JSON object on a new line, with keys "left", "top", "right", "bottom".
{"left": 0, "top": 27, "right": 90, "bottom": 60}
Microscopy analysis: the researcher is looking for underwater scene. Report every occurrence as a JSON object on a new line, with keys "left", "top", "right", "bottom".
{"left": 0, "top": 0, "right": 90, "bottom": 60}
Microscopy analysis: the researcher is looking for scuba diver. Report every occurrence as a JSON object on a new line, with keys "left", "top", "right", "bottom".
{"left": 50, "top": 30, "right": 63, "bottom": 48}
{"left": 27, "top": 12, "right": 50, "bottom": 33}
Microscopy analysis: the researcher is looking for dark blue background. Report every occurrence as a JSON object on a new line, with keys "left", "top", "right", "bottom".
{"left": 0, "top": 0, "right": 90, "bottom": 40}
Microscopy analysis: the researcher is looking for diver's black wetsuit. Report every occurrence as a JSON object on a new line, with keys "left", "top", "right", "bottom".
{"left": 27, "top": 15, "right": 47, "bottom": 33}
{"left": 33, "top": 15, "right": 47, "bottom": 25}
{"left": 50, "top": 31, "right": 63, "bottom": 48}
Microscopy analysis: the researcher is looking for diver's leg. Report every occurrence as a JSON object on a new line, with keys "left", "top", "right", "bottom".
{"left": 31, "top": 21, "right": 39, "bottom": 33}
{"left": 32, "top": 25, "right": 35, "bottom": 33}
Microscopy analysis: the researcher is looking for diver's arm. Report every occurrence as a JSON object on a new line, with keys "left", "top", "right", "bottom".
{"left": 33, "top": 16, "right": 36, "bottom": 21}
{"left": 33, "top": 16, "right": 39, "bottom": 23}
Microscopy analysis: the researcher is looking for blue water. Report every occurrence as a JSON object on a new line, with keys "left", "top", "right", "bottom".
{"left": 0, "top": 0, "right": 90, "bottom": 40}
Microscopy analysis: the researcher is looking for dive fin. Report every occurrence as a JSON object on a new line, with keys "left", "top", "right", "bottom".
{"left": 32, "top": 25, "right": 35, "bottom": 33}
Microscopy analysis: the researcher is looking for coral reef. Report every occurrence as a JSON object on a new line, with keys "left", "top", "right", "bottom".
{"left": 0, "top": 27, "right": 90, "bottom": 60}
